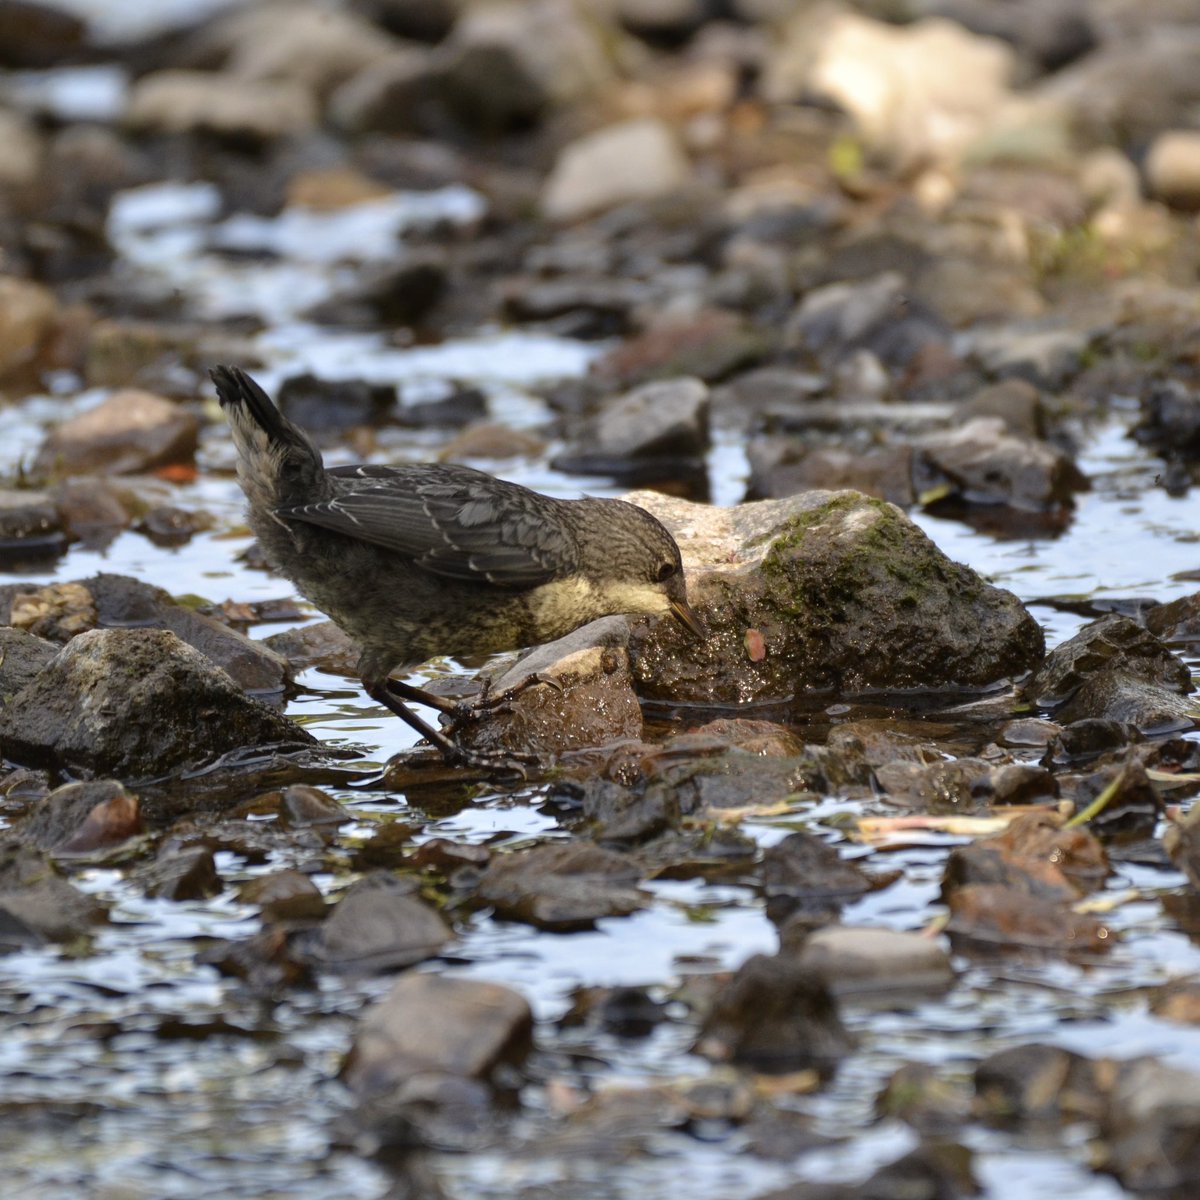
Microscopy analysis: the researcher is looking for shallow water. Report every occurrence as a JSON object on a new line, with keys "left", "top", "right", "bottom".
{"left": 2, "top": 175, "right": 1199, "bottom": 1199}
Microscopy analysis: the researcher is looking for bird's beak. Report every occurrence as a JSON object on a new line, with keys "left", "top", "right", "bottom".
{"left": 670, "top": 598, "right": 708, "bottom": 639}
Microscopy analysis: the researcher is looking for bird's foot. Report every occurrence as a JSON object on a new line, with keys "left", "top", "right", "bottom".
{"left": 441, "top": 672, "right": 563, "bottom": 734}
{"left": 443, "top": 744, "right": 542, "bottom": 783}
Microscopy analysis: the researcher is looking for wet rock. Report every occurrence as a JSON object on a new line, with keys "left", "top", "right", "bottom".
{"left": 944, "top": 812, "right": 1109, "bottom": 901}
{"left": 264, "top": 619, "right": 360, "bottom": 676}
{"left": 20, "top": 779, "right": 142, "bottom": 856}
{"left": 0, "top": 766, "right": 49, "bottom": 802}
{"left": 552, "top": 377, "right": 709, "bottom": 484}
{"left": 754, "top": 1141, "right": 979, "bottom": 1200}
{"left": 278, "top": 784, "right": 347, "bottom": 828}
{"left": 1027, "top": 614, "right": 1192, "bottom": 711}
{"left": 240, "top": 869, "right": 326, "bottom": 922}
{"left": 786, "top": 272, "right": 948, "bottom": 370}
{"left": 795, "top": 926, "right": 955, "bottom": 999}
{"left": 74, "top": 573, "right": 291, "bottom": 695}
{"left": 1057, "top": 757, "right": 1162, "bottom": 841}
{"left": 439, "top": 0, "right": 612, "bottom": 133}
{"left": 1163, "top": 804, "right": 1200, "bottom": 893}
{"left": 0, "top": 275, "right": 56, "bottom": 379}
{"left": 9, "top": 581, "right": 96, "bottom": 642}
{"left": 961, "top": 379, "right": 1046, "bottom": 439}
{"left": 1146, "top": 590, "right": 1200, "bottom": 647}
{"left": 501, "top": 276, "right": 647, "bottom": 338}
{"left": 353, "top": 0, "right": 458, "bottom": 43}
{"left": 34, "top": 389, "right": 198, "bottom": 478}
{"left": 747, "top": 439, "right": 916, "bottom": 508}
{"left": 136, "top": 503, "right": 214, "bottom": 546}
{"left": 626, "top": 490, "right": 1044, "bottom": 706}
{"left": 285, "top": 166, "right": 393, "bottom": 212}
{"left": 1145, "top": 130, "right": 1200, "bottom": 211}
{"left": 577, "top": 779, "right": 678, "bottom": 848}
{"left": 475, "top": 841, "right": 647, "bottom": 931}
{"left": 875, "top": 759, "right": 1055, "bottom": 813}
{"left": 975, "top": 1042, "right": 1109, "bottom": 1125}
{"left": 0, "top": 628, "right": 313, "bottom": 779}
{"left": 559, "top": 984, "right": 667, "bottom": 1038}
{"left": 0, "top": 839, "right": 107, "bottom": 944}
{"left": 276, "top": 372, "right": 396, "bottom": 432}
{"left": 1133, "top": 380, "right": 1200, "bottom": 470}
{"left": 878, "top": 1063, "right": 973, "bottom": 1134}
{"left": 913, "top": 418, "right": 1086, "bottom": 511}
{"left": 0, "top": 1, "right": 85, "bottom": 68}
{"left": 126, "top": 70, "right": 318, "bottom": 142}
{"left": 141, "top": 845, "right": 221, "bottom": 901}
{"left": 594, "top": 309, "right": 769, "bottom": 386}
{"left": 1151, "top": 979, "right": 1200, "bottom": 1025}
{"left": 695, "top": 953, "right": 852, "bottom": 1075}
{"left": 305, "top": 253, "right": 448, "bottom": 328}
{"left": 83, "top": 318, "right": 247, "bottom": 394}
{"left": 763, "top": 10, "right": 1016, "bottom": 172}
{"left": 0, "top": 490, "right": 65, "bottom": 564}
{"left": 542, "top": 118, "right": 691, "bottom": 222}
{"left": 328, "top": 46, "right": 441, "bottom": 135}
{"left": 709, "top": 367, "right": 826, "bottom": 431}
{"left": 2, "top": 571, "right": 289, "bottom": 696}
{"left": 459, "top": 617, "right": 643, "bottom": 759}
{"left": 439, "top": 423, "right": 545, "bottom": 461}
{"left": 1051, "top": 29, "right": 1200, "bottom": 147}
{"left": 409, "top": 837, "right": 490, "bottom": 874}
{"left": 1043, "top": 718, "right": 1138, "bottom": 766}
{"left": 342, "top": 974, "right": 532, "bottom": 1129}
{"left": 916, "top": 0, "right": 1095, "bottom": 74}
{"left": 762, "top": 831, "right": 896, "bottom": 928}
{"left": 0, "top": 109, "right": 41, "bottom": 190}
{"left": 0, "top": 627, "right": 56, "bottom": 700}
{"left": 945, "top": 882, "right": 1110, "bottom": 956}
{"left": 1055, "top": 664, "right": 1195, "bottom": 735}
{"left": 210, "top": 3, "right": 398, "bottom": 98}
{"left": 50, "top": 478, "right": 134, "bottom": 544}
{"left": 967, "top": 326, "right": 1088, "bottom": 391}
{"left": 1099, "top": 1058, "right": 1200, "bottom": 1196}
{"left": 996, "top": 716, "right": 1059, "bottom": 750}
{"left": 395, "top": 384, "right": 487, "bottom": 430}
{"left": 299, "top": 873, "right": 450, "bottom": 973}
{"left": 198, "top": 926, "right": 312, "bottom": 993}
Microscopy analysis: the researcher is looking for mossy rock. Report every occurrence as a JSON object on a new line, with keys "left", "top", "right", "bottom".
{"left": 627, "top": 490, "right": 1044, "bottom": 705}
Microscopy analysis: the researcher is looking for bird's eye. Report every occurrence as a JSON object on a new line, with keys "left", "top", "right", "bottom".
{"left": 655, "top": 561, "right": 676, "bottom": 583}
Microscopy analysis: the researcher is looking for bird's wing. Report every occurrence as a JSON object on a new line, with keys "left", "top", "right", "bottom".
{"left": 277, "top": 463, "right": 577, "bottom": 588}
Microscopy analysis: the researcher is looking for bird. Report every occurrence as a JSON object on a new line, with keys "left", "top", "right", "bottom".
{"left": 210, "top": 365, "right": 704, "bottom": 773}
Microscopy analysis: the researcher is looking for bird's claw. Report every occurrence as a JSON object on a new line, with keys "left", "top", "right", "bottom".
{"left": 445, "top": 746, "right": 541, "bottom": 783}
{"left": 441, "top": 672, "right": 564, "bottom": 735}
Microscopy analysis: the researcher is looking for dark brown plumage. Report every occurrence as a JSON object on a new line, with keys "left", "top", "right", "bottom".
{"left": 211, "top": 365, "right": 702, "bottom": 771}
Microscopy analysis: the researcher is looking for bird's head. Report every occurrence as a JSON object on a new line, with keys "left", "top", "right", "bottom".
{"left": 581, "top": 500, "right": 706, "bottom": 638}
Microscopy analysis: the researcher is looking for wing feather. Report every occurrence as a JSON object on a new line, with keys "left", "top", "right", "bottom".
{"left": 278, "top": 464, "right": 576, "bottom": 588}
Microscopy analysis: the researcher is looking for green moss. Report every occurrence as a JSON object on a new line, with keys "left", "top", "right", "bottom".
{"left": 760, "top": 496, "right": 979, "bottom": 618}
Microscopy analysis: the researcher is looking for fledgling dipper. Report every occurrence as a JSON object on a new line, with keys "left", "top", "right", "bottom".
{"left": 211, "top": 365, "right": 704, "bottom": 771}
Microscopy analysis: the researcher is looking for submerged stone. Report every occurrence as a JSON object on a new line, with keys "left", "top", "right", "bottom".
{"left": 695, "top": 952, "right": 852, "bottom": 1076}
{"left": 343, "top": 973, "right": 532, "bottom": 1148}
{"left": 475, "top": 841, "right": 647, "bottom": 930}
{"left": 795, "top": 925, "right": 955, "bottom": 999}
{"left": 298, "top": 873, "right": 451, "bottom": 974}
{"left": 20, "top": 779, "right": 142, "bottom": 856}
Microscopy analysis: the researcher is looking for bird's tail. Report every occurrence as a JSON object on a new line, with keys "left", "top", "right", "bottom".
{"left": 210, "top": 365, "right": 325, "bottom": 507}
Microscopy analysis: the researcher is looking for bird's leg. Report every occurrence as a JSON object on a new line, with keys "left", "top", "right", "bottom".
{"left": 383, "top": 677, "right": 461, "bottom": 718}
{"left": 365, "top": 677, "right": 537, "bottom": 780}
{"left": 365, "top": 678, "right": 464, "bottom": 760}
